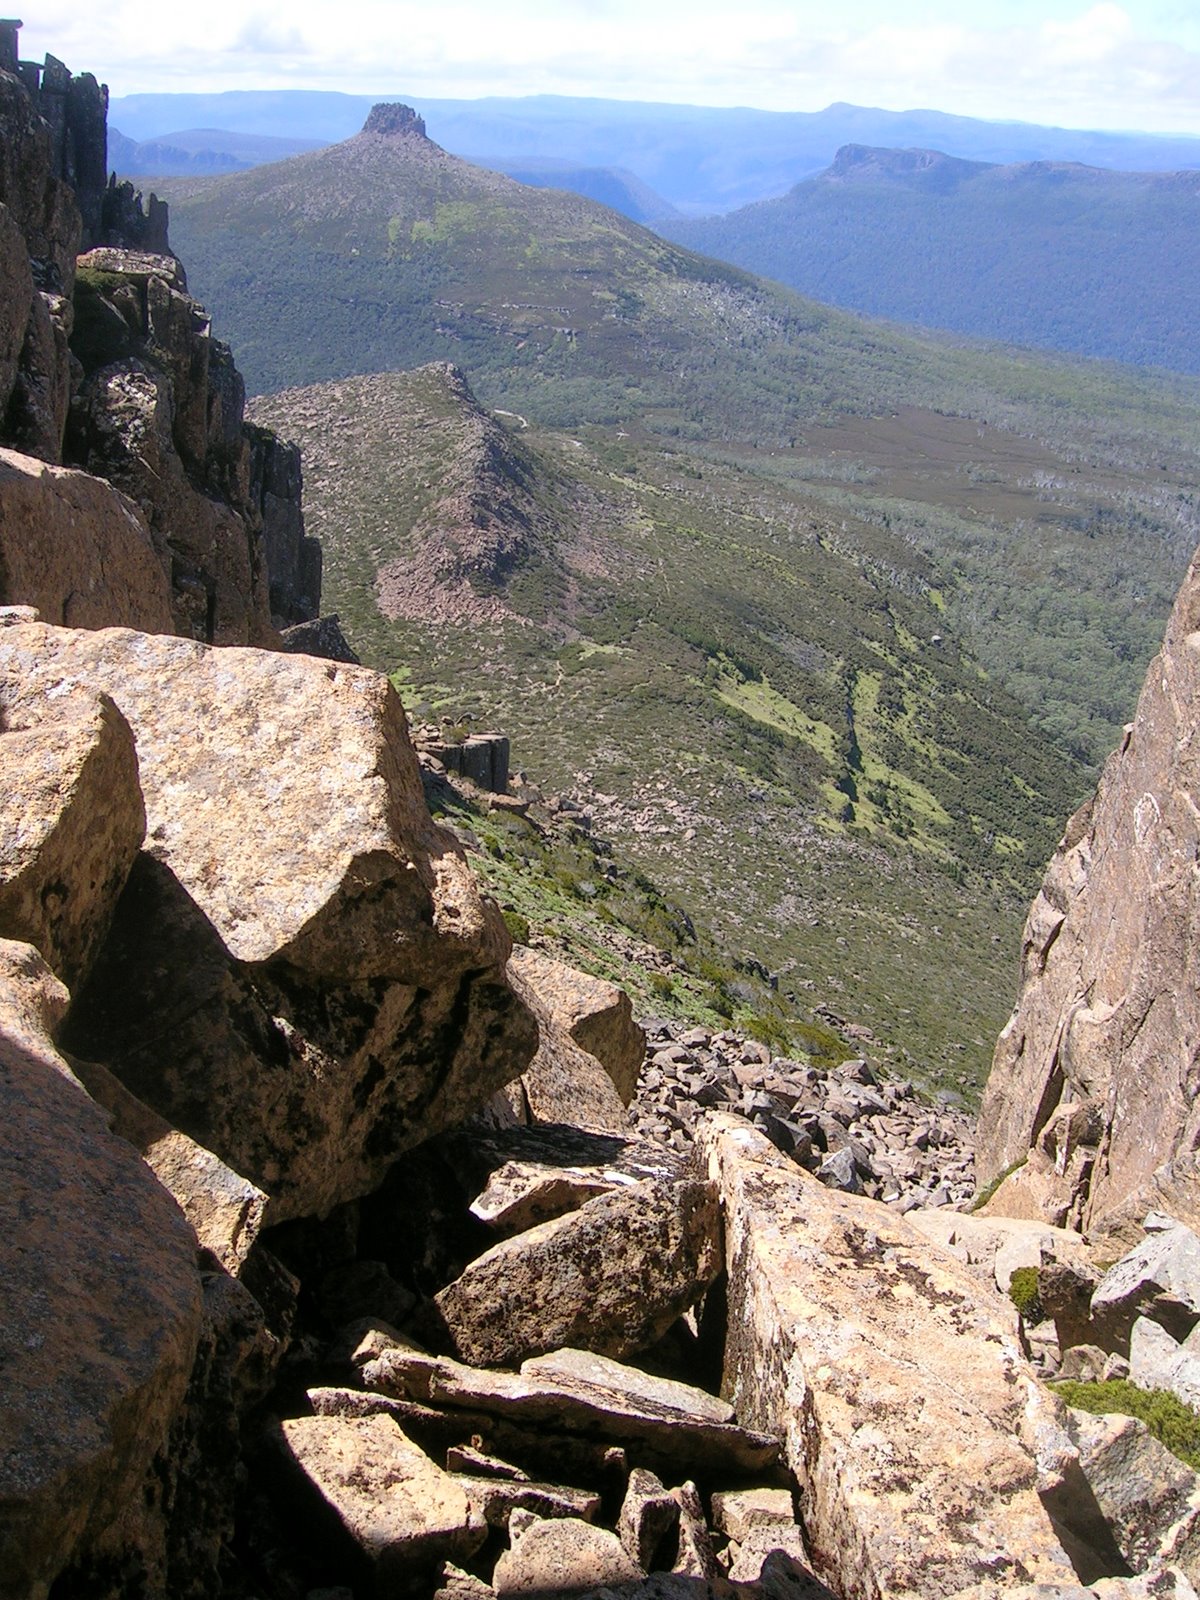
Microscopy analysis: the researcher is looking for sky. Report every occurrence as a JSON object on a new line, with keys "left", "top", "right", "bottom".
{"left": 17, "top": 1, "right": 1200, "bottom": 135}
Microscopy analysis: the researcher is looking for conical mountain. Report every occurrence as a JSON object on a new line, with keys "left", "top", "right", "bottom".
{"left": 171, "top": 107, "right": 1200, "bottom": 1091}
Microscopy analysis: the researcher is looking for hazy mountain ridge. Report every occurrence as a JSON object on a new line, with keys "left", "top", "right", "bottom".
{"left": 111, "top": 88, "right": 1200, "bottom": 212}
{"left": 664, "top": 144, "right": 1200, "bottom": 373}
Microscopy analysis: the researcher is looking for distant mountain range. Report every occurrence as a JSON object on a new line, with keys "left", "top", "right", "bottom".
{"left": 662, "top": 144, "right": 1200, "bottom": 375}
{"left": 159, "top": 108, "right": 1200, "bottom": 1085}
{"left": 108, "top": 126, "right": 326, "bottom": 177}
{"left": 108, "top": 90, "right": 1200, "bottom": 213}
{"left": 109, "top": 124, "right": 678, "bottom": 225}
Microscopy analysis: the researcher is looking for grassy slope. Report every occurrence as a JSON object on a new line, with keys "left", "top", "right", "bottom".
{"left": 250, "top": 364, "right": 1172, "bottom": 1095}
{"left": 155, "top": 128, "right": 1200, "bottom": 1092}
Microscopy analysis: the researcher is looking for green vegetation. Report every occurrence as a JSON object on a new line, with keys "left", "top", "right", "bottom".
{"left": 1007, "top": 1266, "right": 1044, "bottom": 1323}
{"left": 666, "top": 152, "right": 1200, "bottom": 376}
{"left": 1051, "top": 1380, "right": 1200, "bottom": 1471}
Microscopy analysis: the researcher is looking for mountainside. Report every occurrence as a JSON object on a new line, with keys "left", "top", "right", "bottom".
{"left": 665, "top": 145, "right": 1200, "bottom": 374}
{"left": 250, "top": 359, "right": 1181, "bottom": 1091}
{"left": 111, "top": 88, "right": 1200, "bottom": 211}
{"left": 158, "top": 109, "right": 1200, "bottom": 1087}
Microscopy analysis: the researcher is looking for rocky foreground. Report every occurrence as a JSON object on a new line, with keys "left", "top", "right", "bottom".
{"left": 9, "top": 30, "right": 1200, "bottom": 1600}
{"left": 7, "top": 607, "right": 1200, "bottom": 1600}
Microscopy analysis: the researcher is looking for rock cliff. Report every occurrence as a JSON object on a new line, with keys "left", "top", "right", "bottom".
{"left": 0, "top": 27, "right": 338, "bottom": 648}
{"left": 977, "top": 543, "right": 1200, "bottom": 1244}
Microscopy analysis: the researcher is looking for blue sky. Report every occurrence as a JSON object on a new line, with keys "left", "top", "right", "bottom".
{"left": 19, "top": 1, "right": 1200, "bottom": 134}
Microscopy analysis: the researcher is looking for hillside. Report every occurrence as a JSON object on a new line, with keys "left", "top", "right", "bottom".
{"left": 113, "top": 87, "right": 1200, "bottom": 211}
{"left": 154, "top": 109, "right": 1200, "bottom": 1089}
{"left": 250, "top": 360, "right": 1189, "bottom": 1093}
{"left": 664, "top": 145, "right": 1200, "bottom": 374}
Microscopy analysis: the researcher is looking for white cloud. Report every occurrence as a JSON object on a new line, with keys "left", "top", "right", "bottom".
{"left": 13, "top": 2, "right": 1200, "bottom": 134}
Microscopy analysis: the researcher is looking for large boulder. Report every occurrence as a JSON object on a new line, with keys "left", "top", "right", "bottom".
{"left": 508, "top": 946, "right": 644, "bottom": 1103}
{"left": 699, "top": 1112, "right": 1087, "bottom": 1600}
{"left": 977, "top": 543, "right": 1200, "bottom": 1242}
{"left": 432, "top": 1176, "right": 722, "bottom": 1366}
{"left": 0, "top": 624, "right": 536, "bottom": 1221}
{"left": 0, "top": 938, "right": 203, "bottom": 1599}
{"left": 0, "top": 447, "right": 174, "bottom": 632}
{"left": 0, "top": 679, "right": 144, "bottom": 988}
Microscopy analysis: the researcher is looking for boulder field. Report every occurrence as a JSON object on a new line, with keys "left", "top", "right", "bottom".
{"left": 7, "top": 604, "right": 1200, "bottom": 1598}
{"left": 9, "top": 26, "right": 1200, "bottom": 1600}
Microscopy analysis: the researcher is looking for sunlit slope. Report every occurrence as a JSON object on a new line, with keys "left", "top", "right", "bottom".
{"left": 165, "top": 119, "right": 1200, "bottom": 457}
{"left": 252, "top": 364, "right": 1088, "bottom": 1093}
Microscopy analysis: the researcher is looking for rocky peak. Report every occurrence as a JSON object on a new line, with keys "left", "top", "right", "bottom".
{"left": 362, "top": 101, "right": 427, "bottom": 139}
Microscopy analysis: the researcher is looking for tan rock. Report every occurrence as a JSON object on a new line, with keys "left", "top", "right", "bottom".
{"left": 699, "top": 1112, "right": 1082, "bottom": 1600}
{"left": 508, "top": 945, "right": 645, "bottom": 1102}
{"left": 433, "top": 1176, "right": 722, "bottom": 1366}
{"left": 0, "top": 625, "right": 536, "bottom": 1220}
{"left": 617, "top": 1467, "right": 679, "bottom": 1571}
{"left": 0, "top": 938, "right": 203, "bottom": 1599}
{"left": 277, "top": 1413, "right": 487, "bottom": 1578}
{"left": 0, "top": 682, "right": 144, "bottom": 988}
{"left": 69, "top": 1055, "right": 267, "bottom": 1275}
{"left": 493, "top": 1516, "right": 643, "bottom": 1595}
{"left": 360, "top": 1339, "right": 780, "bottom": 1479}
{"left": 977, "top": 545, "right": 1200, "bottom": 1239}
{"left": 0, "top": 446, "right": 173, "bottom": 631}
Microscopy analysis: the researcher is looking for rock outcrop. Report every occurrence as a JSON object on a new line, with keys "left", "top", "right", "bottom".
{"left": 699, "top": 1113, "right": 1087, "bottom": 1599}
{"left": 0, "top": 620, "right": 536, "bottom": 1222}
{"left": 0, "top": 38, "right": 335, "bottom": 651}
{"left": 978, "top": 543, "right": 1200, "bottom": 1243}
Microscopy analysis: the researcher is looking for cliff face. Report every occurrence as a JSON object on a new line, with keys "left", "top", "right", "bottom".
{"left": 0, "top": 32, "right": 324, "bottom": 645}
{"left": 978, "top": 544, "right": 1200, "bottom": 1244}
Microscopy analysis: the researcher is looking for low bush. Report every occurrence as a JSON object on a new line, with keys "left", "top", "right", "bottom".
{"left": 1050, "top": 1379, "right": 1200, "bottom": 1471}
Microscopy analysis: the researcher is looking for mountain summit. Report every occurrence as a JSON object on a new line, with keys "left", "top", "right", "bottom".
{"left": 362, "top": 102, "right": 428, "bottom": 139}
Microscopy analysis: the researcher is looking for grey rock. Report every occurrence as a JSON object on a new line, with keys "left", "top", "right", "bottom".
{"left": 433, "top": 1177, "right": 722, "bottom": 1367}
{"left": 1092, "top": 1225, "right": 1200, "bottom": 1356}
